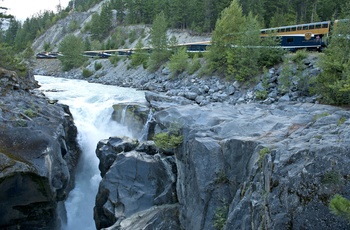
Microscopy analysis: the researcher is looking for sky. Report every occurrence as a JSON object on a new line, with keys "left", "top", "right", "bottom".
{"left": 2, "top": 0, "right": 71, "bottom": 21}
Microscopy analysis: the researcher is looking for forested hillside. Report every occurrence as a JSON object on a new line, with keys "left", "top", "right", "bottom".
{"left": 1, "top": 0, "right": 349, "bottom": 53}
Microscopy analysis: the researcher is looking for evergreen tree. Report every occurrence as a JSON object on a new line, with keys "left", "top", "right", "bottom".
{"left": 205, "top": 0, "right": 246, "bottom": 76}
{"left": 167, "top": 47, "right": 189, "bottom": 76}
{"left": 226, "top": 12, "right": 261, "bottom": 81}
{"left": 58, "top": 34, "right": 87, "bottom": 71}
{"left": 147, "top": 11, "right": 170, "bottom": 72}
{"left": 130, "top": 39, "right": 148, "bottom": 68}
{"left": 312, "top": 18, "right": 350, "bottom": 105}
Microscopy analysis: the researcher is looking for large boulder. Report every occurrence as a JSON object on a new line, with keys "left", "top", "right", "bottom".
{"left": 94, "top": 137, "right": 177, "bottom": 229}
{"left": 150, "top": 102, "right": 350, "bottom": 230}
{"left": 0, "top": 69, "right": 79, "bottom": 229}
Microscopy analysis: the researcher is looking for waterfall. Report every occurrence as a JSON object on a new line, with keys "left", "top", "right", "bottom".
{"left": 35, "top": 75, "right": 146, "bottom": 230}
{"left": 140, "top": 109, "right": 153, "bottom": 141}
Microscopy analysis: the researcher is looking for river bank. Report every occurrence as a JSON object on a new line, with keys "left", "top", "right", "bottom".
{"left": 33, "top": 52, "right": 322, "bottom": 108}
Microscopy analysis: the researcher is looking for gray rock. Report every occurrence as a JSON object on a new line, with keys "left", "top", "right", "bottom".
{"left": 0, "top": 68, "right": 79, "bottom": 229}
{"left": 94, "top": 139, "right": 177, "bottom": 229}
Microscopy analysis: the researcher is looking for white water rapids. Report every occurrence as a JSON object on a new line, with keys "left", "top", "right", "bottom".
{"left": 35, "top": 75, "right": 146, "bottom": 230}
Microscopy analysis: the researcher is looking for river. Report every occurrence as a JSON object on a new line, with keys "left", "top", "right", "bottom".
{"left": 35, "top": 75, "right": 146, "bottom": 230}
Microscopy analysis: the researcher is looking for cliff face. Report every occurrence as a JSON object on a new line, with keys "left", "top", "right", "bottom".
{"left": 0, "top": 68, "right": 80, "bottom": 229}
{"left": 95, "top": 97, "right": 350, "bottom": 229}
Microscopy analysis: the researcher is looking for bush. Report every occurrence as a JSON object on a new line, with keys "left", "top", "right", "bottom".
{"left": 58, "top": 34, "right": 87, "bottom": 71}
{"left": 130, "top": 39, "right": 149, "bottom": 68}
{"left": 24, "top": 108, "right": 37, "bottom": 118}
{"left": 187, "top": 53, "right": 202, "bottom": 75}
{"left": 329, "top": 194, "right": 350, "bottom": 222}
{"left": 291, "top": 49, "right": 308, "bottom": 64}
{"left": 153, "top": 132, "right": 183, "bottom": 150}
{"left": 312, "top": 19, "right": 350, "bottom": 105}
{"left": 82, "top": 68, "right": 93, "bottom": 78}
{"left": 109, "top": 55, "right": 121, "bottom": 66}
{"left": 167, "top": 47, "right": 189, "bottom": 76}
{"left": 94, "top": 62, "right": 103, "bottom": 71}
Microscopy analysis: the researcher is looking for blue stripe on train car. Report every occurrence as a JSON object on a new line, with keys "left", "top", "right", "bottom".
{"left": 279, "top": 35, "right": 325, "bottom": 51}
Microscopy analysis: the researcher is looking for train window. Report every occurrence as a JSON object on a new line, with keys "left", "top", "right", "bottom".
{"left": 280, "top": 28, "right": 285, "bottom": 32}
{"left": 291, "top": 27, "right": 296, "bottom": 31}
{"left": 303, "top": 25, "right": 308, "bottom": 30}
{"left": 261, "top": 30, "right": 266, "bottom": 34}
{"left": 297, "top": 26, "right": 302, "bottom": 30}
{"left": 286, "top": 28, "right": 290, "bottom": 32}
{"left": 322, "top": 23, "right": 328, "bottom": 28}
{"left": 309, "top": 25, "right": 315, "bottom": 29}
{"left": 315, "top": 24, "right": 321, "bottom": 29}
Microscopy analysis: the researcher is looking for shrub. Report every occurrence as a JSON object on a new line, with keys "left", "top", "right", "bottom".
{"left": 187, "top": 53, "right": 201, "bottom": 75}
{"left": 24, "top": 109, "right": 37, "bottom": 118}
{"left": 130, "top": 39, "right": 149, "bottom": 68}
{"left": 153, "top": 132, "right": 183, "bottom": 150}
{"left": 214, "top": 200, "right": 229, "bottom": 230}
{"left": 94, "top": 62, "right": 103, "bottom": 71}
{"left": 329, "top": 194, "right": 350, "bottom": 222}
{"left": 109, "top": 54, "right": 121, "bottom": 66}
{"left": 291, "top": 49, "right": 308, "bottom": 64}
{"left": 82, "top": 68, "right": 93, "bottom": 78}
{"left": 167, "top": 47, "right": 189, "bottom": 76}
{"left": 258, "top": 147, "right": 270, "bottom": 167}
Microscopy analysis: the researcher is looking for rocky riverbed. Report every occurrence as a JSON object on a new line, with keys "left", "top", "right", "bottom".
{"left": 32, "top": 55, "right": 350, "bottom": 230}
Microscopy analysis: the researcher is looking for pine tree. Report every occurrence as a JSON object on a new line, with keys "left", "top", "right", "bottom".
{"left": 147, "top": 11, "right": 170, "bottom": 72}
{"left": 205, "top": 0, "right": 246, "bottom": 76}
{"left": 58, "top": 35, "right": 87, "bottom": 71}
{"left": 313, "top": 18, "right": 350, "bottom": 104}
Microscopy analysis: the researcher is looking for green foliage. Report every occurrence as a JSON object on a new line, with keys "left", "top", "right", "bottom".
{"left": 259, "top": 147, "right": 270, "bottom": 161}
{"left": 68, "top": 20, "right": 79, "bottom": 32}
{"left": 94, "top": 62, "right": 103, "bottom": 71}
{"left": 0, "top": 44, "right": 27, "bottom": 77}
{"left": 153, "top": 123, "right": 183, "bottom": 150}
{"left": 329, "top": 194, "right": 350, "bottom": 222}
{"left": 206, "top": 1, "right": 283, "bottom": 81}
{"left": 90, "top": 3, "right": 112, "bottom": 41}
{"left": 322, "top": 171, "right": 341, "bottom": 185}
{"left": 82, "top": 68, "right": 93, "bottom": 78}
{"left": 24, "top": 109, "right": 37, "bottom": 118}
{"left": 187, "top": 54, "right": 202, "bottom": 75}
{"left": 130, "top": 39, "right": 149, "bottom": 68}
{"left": 58, "top": 34, "right": 87, "bottom": 71}
{"left": 338, "top": 117, "right": 346, "bottom": 126}
{"left": 109, "top": 54, "right": 121, "bottom": 66}
{"left": 259, "top": 35, "right": 285, "bottom": 67}
{"left": 167, "top": 47, "right": 189, "bottom": 76}
{"left": 148, "top": 12, "right": 170, "bottom": 72}
{"left": 291, "top": 49, "right": 308, "bottom": 64}
{"left": 214, "top": 200, "right": 229, "bottom": 230}
{"left": 153, "top": 132, "right": 183, "bottom": 150}
{"left": 312, "top": 19, "right": 350, "bottom": 105}
{"left": 43, "top": 42, "right": 51, "bottom": 51}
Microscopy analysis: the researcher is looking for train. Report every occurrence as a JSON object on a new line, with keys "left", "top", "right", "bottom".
{"left": 260, "top": 20, "right": 332, "bottom": 52}
{"left": 36, "top": 19, "right": 347, "bottom": 59}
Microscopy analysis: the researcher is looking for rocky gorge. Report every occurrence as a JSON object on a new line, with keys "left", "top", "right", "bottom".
{"left": 32, "top": 51, "right": 350, "bottom": 230}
